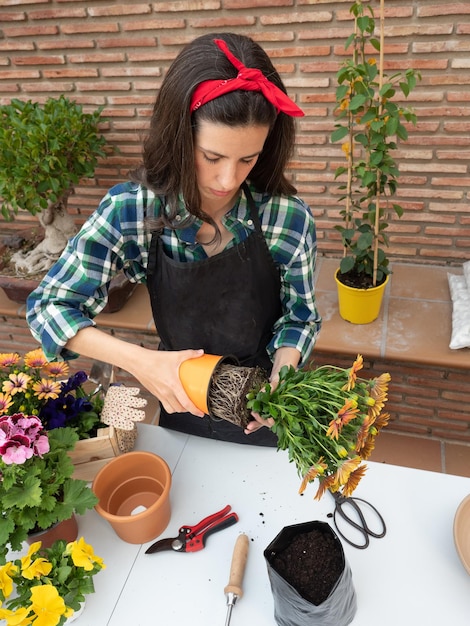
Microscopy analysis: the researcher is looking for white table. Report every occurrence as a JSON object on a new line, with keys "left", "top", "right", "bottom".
{"left": 75, "top": 424, "right": 470, "bottom": 625}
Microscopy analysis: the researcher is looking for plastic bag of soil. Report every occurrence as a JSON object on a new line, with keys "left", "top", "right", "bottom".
{"left": 264, "top": 520, "right": 357, "bottom": 626}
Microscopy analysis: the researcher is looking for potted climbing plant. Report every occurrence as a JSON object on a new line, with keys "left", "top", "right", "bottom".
{"left": 331, "top": 0, "right": 420, "bottom": 323}
{"left": 0, "top": 95, "right": 134, "bottom": 311}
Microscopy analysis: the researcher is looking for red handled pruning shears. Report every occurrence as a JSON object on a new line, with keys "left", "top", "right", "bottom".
{"left": 145, "top": 504, "right": 239, "bottom": 554}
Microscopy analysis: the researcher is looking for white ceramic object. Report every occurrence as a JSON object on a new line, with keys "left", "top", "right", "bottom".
{"left": 454, "top": 493, "right": 470, "bottom": 575}
{"left": 66, "top": 600, "right": 85, "bottom": 623}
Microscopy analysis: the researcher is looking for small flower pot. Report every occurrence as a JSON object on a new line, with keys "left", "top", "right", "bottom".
{"left": 92, "top": 451, "right": 172, "bottom": 544}
{"left": 178, "top": 353, "right": 237, "bottom": 414}
{"left": 335, "top": 269, "right": 389, "bottom": 324}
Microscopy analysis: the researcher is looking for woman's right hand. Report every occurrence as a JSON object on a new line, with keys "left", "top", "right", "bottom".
{"left": 128, "top": 348, "right": 206, "bottom": 417}
{"left": 65, "top": 327, "right": 206, "bottom": 417}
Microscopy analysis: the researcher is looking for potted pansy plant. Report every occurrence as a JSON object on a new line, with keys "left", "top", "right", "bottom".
{"left": 0, "top": 537, "right": 105, "bottom": 625}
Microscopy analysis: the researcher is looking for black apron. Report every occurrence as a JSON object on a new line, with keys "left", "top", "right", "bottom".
{"left": 146, "top": 184, "right": 280, "bottom": 446}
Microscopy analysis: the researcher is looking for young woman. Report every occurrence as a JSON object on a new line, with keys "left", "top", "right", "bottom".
{"left": 27, "top": 33, "right": 322, "bottom": 446}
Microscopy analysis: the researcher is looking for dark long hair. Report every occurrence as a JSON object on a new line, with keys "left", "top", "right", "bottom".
{"left": 130, "top": 32, "right": 298, "bottom": 228}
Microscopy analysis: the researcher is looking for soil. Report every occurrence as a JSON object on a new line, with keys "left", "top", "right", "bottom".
{"left": 271, "top": 528, "right": 344, "bottom": 605}
{"left": 336, "top": 267, "right": 387, "bottom": 290}
{"left": 208, "top": 363, "right": 268, "bottom": 428}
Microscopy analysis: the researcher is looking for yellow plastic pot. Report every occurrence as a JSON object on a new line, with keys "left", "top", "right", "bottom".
{"left": 335, "top": 270, "right": 389, "bottom": 324}
{"left": 178, "top": 353, "right": 237, "bottom": 414}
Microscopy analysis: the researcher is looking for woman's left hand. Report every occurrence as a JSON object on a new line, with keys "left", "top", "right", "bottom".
{"left": 244, "top": 346, "right": 301, "bottom": 435}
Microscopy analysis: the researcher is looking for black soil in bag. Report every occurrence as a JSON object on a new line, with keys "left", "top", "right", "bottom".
{"left": 264, "top": 521, "right": 357, "bottom": 626}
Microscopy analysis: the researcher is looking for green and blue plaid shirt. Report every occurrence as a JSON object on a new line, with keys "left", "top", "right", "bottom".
{"left": 27, "top": 182, "right": 321, "bottom": 366}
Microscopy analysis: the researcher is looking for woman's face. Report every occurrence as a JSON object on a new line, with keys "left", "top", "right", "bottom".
{"left": 194, "top": 119, "right": 270, "bottom": 212}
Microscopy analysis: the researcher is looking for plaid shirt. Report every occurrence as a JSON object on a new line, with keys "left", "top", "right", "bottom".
{"left": 27, "top": 182, "right": 322, "bottom": 366}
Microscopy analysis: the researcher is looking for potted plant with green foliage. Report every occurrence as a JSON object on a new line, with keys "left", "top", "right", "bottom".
{"left": 0, "top": 537, "right": 105, "bottom": 625}
{"left": 331, "top": 0, "right": 420, "bottom": 323}
{"left": 0, "top": 413, "right": 99, "bottom": 565}
{"left": 0, "top": 95, "right": 134, "bottom": 311}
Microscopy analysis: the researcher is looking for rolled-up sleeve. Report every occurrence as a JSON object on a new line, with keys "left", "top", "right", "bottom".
{"left": 27, "top": 183, "right": 151, "bottom": 360}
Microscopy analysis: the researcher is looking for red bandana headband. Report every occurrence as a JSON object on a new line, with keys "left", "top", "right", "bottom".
{"left": 190, "top": 39, "right": 304, "bottom": 117}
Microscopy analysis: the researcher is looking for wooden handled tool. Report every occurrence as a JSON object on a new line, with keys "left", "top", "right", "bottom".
{"left": 224, "top": 533, "right": 249, "bottom": 626}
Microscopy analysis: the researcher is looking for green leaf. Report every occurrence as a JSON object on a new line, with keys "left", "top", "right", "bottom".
{"left": 331, "top": 126, "right": 349, "bottom": 143}
{"left": 349, "top": 94, "right": 367, "bottom": 112}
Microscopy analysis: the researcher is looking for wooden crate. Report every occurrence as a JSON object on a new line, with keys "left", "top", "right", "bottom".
{"left": 69, "top": 426, "right": 122, "bottom": 482}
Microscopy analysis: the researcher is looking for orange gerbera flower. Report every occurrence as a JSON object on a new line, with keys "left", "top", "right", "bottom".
{"left": 0, "top": 353, "right": 21, "bottom": 368}
{"left": 24, "top": 348, "right": 48, "bottom": 369}
{"left": 374, "top": 411, "right": 390, "bottom": 431}
{"left": 342, "top": 464, "right": 368, "bottom": 497}
{"left": 327, "top": 400, "right": 360, "bottom": 440}
{"left": 342, "top": 354, "right": 363, "bottom": 391}
{"left": 314, "top": 473, "right": 337, "bottom": 501}
{"left": 358, "top": 434, "right": 376, "bottom": 460}
{"left": 298, "top": 458, "right": 327, "bottom": 495}
{"left": 355, "top": 415, "right": 373, "bottom": 452}
{"left": 42, "top": 361, "right": 69, "bottom": 378}
{"left": 335, "top": 456, "right": 362, "bottom": 487}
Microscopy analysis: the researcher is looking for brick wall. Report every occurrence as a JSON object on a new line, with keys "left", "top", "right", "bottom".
{"left": 311, "top": 352, "right": 470, "bottom": 445}
{"left": 1, "top": 0, "right": 469, "bottom": 265}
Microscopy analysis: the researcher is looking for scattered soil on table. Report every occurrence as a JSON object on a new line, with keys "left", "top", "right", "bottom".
{"left": 271, "top": 528, "right": 344, "bottom": 605}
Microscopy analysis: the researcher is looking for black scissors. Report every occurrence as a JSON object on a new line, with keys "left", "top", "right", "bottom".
{"left": 328, "top": 491, "right": 386, "bottom": 549}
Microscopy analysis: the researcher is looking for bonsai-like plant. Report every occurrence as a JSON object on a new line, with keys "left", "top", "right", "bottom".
{"left": 0, "top": 95, "right": 108, "bottom": 276}
{"left": 0, "top": 537, "right": 105, "bottom": 625}
{"left": 209, "top": 354, "right": 391, "bottom": 499}
{"left": 331, "top": 0, "right": 420, "bottom": 289}
{"left": 0, "top": 414, "right": 99, "bottom": 564}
